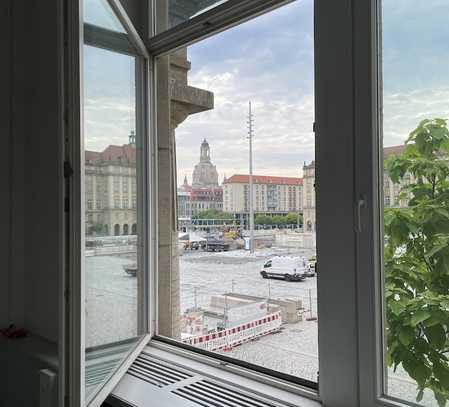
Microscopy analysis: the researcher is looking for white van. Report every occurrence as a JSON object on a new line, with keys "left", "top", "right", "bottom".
{"left": 261, "top": 256, "right": 314, "bottom": 281}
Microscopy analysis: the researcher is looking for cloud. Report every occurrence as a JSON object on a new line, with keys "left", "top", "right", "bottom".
{"left": 383, "top": 0, "right": 449, "bottom": 92}
{"left": 176, "top": 0, "right": 315, "bottom": 185}
{"left": 84, "top": 97, "right": 135, "bottom": 150}
{"left": 383, "top": 88, "right": 449, "bottom": 146}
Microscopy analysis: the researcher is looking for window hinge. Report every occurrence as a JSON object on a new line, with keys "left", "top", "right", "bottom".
{"left": 313, "top": 122, "right": 316, "bottom": 133}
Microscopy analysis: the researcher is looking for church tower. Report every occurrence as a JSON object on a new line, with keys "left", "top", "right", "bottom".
{"left": 192, "top": 139, "right": 219, "bottom": 188}
{"left": 200, "top": 139, "right": 211, "bottom": 162}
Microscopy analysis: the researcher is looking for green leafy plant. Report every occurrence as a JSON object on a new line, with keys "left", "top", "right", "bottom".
{"left": 385, "top": 119, "right": 449, "bottom": 406}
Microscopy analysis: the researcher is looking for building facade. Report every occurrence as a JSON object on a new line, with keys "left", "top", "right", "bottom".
{"left": 223, "top": 174, "right": 303, "bottom": 226}
{"left": 383, "top": 145, "right": 410, "bottom": 208}
{"left": 177, "top": 139, "right": 223, "bottom": 222}
{"left": 302, "top": 161, "right": 316, "bottom": 232}
{"left": 85, "top": 137, "right": 137, "bottom": 236}
{"left": 177, "top": 185, "right": 192, "bottom": 220}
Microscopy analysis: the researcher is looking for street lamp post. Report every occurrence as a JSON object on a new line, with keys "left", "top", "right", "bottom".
{"left": 247, "top": 101, "right": 255, "bottom": 253}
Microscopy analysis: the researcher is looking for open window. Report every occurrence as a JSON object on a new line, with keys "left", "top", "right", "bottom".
{"left": 153, "top": 0, "right": 319, "bottom": 391}
{"left": 65, "top": 1, "right": 447, "bottom": 406}
{"left": 66, "top": 1, "right": 152, "bottom": 406}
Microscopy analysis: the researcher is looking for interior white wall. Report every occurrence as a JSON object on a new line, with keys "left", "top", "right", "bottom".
{"left": 24, "top": 0, "right": 64, "bottom": 344}
{"left": 0, "top": 0, "right": 61, "bottom": 404}
{"left": 0, "top": 0, "right": 26, "bottom": 332}
{"left": 0, "top": 0, "right": 12, "bottom": 329}
{"left": 1, "top": 0, "right": 63, "bottom": 344}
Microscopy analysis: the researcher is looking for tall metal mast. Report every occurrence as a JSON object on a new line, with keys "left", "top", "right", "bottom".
{"left": 247, "top": 101, "right": 255, "bottom": 253}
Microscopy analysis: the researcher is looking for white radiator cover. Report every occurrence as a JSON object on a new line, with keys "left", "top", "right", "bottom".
{"left": 39, "top": 369, "right": 57, "bottom": 407}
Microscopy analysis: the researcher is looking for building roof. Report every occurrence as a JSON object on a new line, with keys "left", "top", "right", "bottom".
{"left": 85, "top": 144, "right": 136, "bottom": 165}
{"left": 303, "top": 160, "right": 315, "bottom": 170}
{"left": 383, "top": 145, "right": 406, "bottom": 159}
{"left": 224, "top": 174, "right": 303, "bottom": 186}
{"left": 85, "top": 150, "right": 102, "bottom": 162}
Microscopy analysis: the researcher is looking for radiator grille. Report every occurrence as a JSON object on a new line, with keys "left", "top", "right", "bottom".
{"left": 113, "top": 352, "right": 307, "bottom": 407}
{"left": 172, "top": 379, "right": 279, "bottom": 407}
{"left": 127, "top": 353, "right": 193, "bottom": 387}
{"left": 86, "top": 359, "right": 121, "bottom": 388}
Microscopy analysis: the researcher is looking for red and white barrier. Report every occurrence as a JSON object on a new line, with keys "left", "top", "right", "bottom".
{"left": 182, "top": 311, "right": 282, "bottom": 352}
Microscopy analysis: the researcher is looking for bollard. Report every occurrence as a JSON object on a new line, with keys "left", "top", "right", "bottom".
{"left": 306, "top": 288, "right": 317, "bottom": 321}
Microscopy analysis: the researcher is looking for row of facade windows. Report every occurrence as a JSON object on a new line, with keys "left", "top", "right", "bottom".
{"left": 86, "top": 200, "right": 137, "bottom": 210}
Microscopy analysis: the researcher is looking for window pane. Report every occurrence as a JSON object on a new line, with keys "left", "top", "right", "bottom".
{"left": 83, "top": 44, "right": 141, "bottom": 400}
{"left": 84, "top": 0, "right": 126, "bottom": 32}
{"left": 156, "top": 0, "right": 229, "bottom": 33}
{"left": 382, "top": 1, "right": 449, "bottom": 405}
{"left": 157, "top": 0, "right": 318, "bottom": 385}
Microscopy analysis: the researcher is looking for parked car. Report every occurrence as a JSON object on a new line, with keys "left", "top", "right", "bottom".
{"left": 123, "top": 263, "right": 137, "bottom": 277}
{"left": 260, "top": 269, "right": 305, "bottom": 282}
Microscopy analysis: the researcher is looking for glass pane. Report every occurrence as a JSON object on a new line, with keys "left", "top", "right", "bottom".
{"left": 156, "top": 0, "right": 229, "bottom": 33}
{"left": 382, "top": 1, "right": 449, "bottom": 406}
{"left": 83, "top": 44, "right": 141, "bottom": 401}
{"left": 84, "top": 0, "right": 126, "bottom": 32}
{"left": 158, "top": 0, "right": 318, "bottom": 385}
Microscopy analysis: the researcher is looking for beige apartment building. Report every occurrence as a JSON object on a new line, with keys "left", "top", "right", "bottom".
{"left": 223, "top": 175, "right": 303, "bottom": 225}
{"left": 302, "top": 145, "right": 410, "bottom": 233}
{"left": 85, "top": 138, "right": 138, "bottom": 236}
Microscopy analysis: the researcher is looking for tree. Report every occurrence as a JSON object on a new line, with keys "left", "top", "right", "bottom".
{"left": 271, "top": 215, "right": 285, "bottom": 226}
{"left": 285, "top": 212, "right": 302, "bottom": 225}
{"left": 193, "top": 209, "right": 234, "bottom": 220}
{"left": 255, "top": 215, "right": 272, "bottom": 225}
{"left": 385, "top": 119, "right": 449, "bottom": 406}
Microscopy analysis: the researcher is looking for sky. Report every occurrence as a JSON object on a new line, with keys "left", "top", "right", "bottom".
{"left": 83, "top": 0, "right": 449, "bottom": 186}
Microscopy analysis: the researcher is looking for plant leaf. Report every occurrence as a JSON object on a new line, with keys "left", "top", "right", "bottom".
{"left": 410, "top": 310, "right": 431, "bottom": 327}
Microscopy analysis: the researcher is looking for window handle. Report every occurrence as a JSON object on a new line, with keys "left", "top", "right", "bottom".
{"left": 356, "top": 196, "right": 366, "bottom": 233}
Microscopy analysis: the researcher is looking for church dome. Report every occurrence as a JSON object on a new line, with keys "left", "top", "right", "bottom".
{"left": 192, "top": 139, "right": 219, "bottom": 188}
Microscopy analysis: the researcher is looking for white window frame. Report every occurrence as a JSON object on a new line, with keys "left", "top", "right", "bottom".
{"left": 63, "top": 0, "right": 410, "bottom": 406}
{"left": 352, "top": 1, "right": 418, "bottom": 407}
{"left": 65, "top": 0, "right": 154, "bottom": 406}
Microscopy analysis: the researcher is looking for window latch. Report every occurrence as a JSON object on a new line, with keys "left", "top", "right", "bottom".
{"left": 356, "top": 196, "right": 366, "bottom": 233}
